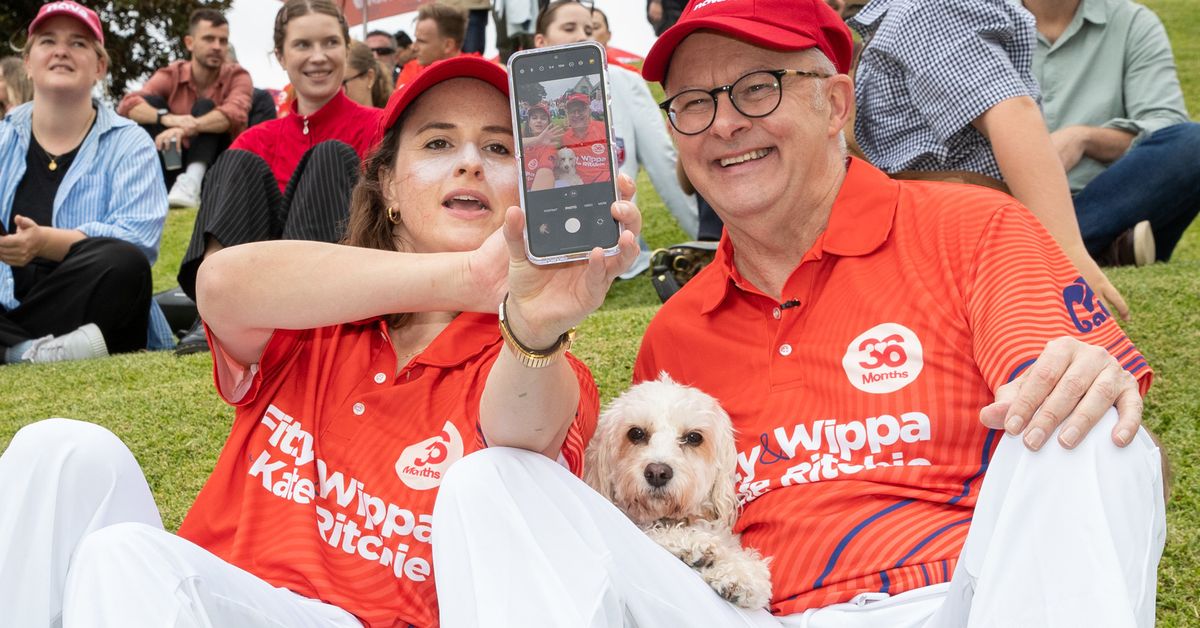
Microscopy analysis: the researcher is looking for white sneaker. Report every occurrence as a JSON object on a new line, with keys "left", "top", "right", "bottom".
{"left": 1131, "top": 220, "right": 1156, "bottom": 266}
{"left": 167, "top": 173, "right": 201, "bottom": 208}
{"left": 21, "top": 323, "right": 109, "bottom": 363}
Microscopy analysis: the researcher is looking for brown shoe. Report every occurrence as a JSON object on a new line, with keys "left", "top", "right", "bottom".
{"left": 1098, "top": 220, "right": 1155, "bottom": 267}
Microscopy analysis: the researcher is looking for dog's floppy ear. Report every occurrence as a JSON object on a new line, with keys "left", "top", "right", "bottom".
{"left": 703, "top": 402, "right": 740, "bottom": 529}
{"left": 585, "top": 401, "right": 622, "bottom": 501}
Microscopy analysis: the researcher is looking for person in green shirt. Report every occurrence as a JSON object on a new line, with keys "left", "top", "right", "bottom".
{"left": 1026, "top": 0, "right": 1200, "bottom": 265}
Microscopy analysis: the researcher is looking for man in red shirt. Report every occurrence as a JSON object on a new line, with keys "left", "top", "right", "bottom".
{"left": 117, "top": 8, "right": 251, "bottom": 208}
{"left": 432, "top": 0, "right": 1166, "bottom": 625}
{"left": 560, "top": 92, "right": 611, "bottom": 184}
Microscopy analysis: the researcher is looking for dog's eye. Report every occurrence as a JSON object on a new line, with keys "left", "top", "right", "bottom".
{"left": 683, "top": 431, "right": 704, "bottom": 446}
{"left": 627, "top": 427, "right": 646, "bottom": 443}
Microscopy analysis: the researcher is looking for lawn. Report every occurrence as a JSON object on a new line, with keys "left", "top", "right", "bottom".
{"left": 2, "top": 1, "right": 1199, "bottom": 622}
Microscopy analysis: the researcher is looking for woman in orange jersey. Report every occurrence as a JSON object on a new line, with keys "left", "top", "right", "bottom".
{"left": 520, "top": 100, "right": 563, "bottom": 191}
{"left": 0, "top": 56, "right": 642, "bottom": 628}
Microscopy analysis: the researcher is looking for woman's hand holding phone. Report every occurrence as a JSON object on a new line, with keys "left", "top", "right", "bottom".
{"left": 500, "top": 174, "right": 641, "bottom": 347}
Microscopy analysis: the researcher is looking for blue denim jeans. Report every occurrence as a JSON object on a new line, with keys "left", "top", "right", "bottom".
{"left": 1074, "top": 122, "right": 1200, "bottom": 261}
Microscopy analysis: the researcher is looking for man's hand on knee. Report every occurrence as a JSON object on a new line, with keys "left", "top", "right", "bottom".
{"left": 979, "top": 337, "right": 1142, "bottom": 451}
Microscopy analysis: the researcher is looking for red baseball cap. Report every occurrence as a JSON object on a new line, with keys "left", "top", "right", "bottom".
{"left": 527, "top": 101, "right": 551, "bottom": 116}
{"left": 28, "top": 1, "right": 104, "bottom": 45}
{"left": 642, "top": 0, "right": 853, "bottom": 82}
{"left": 565, "top": 92, "right": 591, "bottom": 108}
{"left": 381, "top": 56, "right": 508, "bottom": 132}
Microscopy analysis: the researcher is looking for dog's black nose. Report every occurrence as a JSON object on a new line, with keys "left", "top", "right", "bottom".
{"left": 644, "top": 463, "right": 673, "bottom": 488}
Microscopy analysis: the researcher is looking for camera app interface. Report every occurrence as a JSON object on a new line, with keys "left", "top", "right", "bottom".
{"left": 513, "top": 46, "right": 618, "bottom": 257}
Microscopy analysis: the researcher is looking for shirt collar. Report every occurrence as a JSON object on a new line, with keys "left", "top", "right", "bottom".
{"left": 1079, "top": 0, "right": 1109, "bottom": 25}
{"left": 848, "top": 0, "right": 895, "bottom": 37}
{"left": 288, "top": 89, "right": 353, "bottom": 124}
{"left": 177, "top": 59, "right": 195, "bottom": 86}
{"left": 700, "top": 157, "right": 900, "bottom": 314}
{"left": 368, "top": 312, "right": 501, "bottom": 369}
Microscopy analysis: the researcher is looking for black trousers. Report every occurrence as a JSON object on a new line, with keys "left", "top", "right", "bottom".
{"left": 176, "top": 140, "right": 360, "bottom": 301}
{"left": 138, "top": 95, "right": 230, "bottom": 189}
{"left": 0, "top": 237, "right": 151, "bottom": 353}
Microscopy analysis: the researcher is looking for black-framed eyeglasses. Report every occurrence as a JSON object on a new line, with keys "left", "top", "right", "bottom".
{"left": 370, "top": 46, "right": 395, "bottom": 56}
{"left": 658, "top": 69, "right": 832, "bottom": 135}
{"left": 342, "top": 71, "right": 367, "bottom": 85}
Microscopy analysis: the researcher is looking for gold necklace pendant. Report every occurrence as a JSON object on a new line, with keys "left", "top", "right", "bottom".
{"left": 48, "top": 157, "right": 58, "bottom": 171}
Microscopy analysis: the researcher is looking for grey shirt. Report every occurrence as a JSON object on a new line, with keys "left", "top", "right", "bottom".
{"left": 1031, "top": 0, "right": 1190, "bottom": 192}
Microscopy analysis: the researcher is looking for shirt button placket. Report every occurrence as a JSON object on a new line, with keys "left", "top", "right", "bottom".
{"left": 352, "top": 402, "right": 365, "bottom": 416}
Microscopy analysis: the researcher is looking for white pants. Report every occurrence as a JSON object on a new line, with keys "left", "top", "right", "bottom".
{"left": 432, "top": 408, "right": 1166, "bottom": 628}
{"left": 0, "top": 418, "right": 361, "bottom": 628}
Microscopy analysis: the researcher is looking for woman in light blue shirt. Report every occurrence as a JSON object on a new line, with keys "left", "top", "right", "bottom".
{"left": 0, "top": 1, "right": 170, "bottom": 364}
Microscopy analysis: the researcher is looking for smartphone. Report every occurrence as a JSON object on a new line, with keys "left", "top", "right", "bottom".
{"left": 508, "top": 42, "right": 621, "bottom": 265}
{"left": 162, "top": 139, "right": 183, "bottom": 171}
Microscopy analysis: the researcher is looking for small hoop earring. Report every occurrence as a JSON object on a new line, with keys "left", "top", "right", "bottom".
{"left": 386, "top": 205, "right": 401, "bottom": 224}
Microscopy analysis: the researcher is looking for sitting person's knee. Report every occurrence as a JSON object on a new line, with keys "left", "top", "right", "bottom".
{"left": 310, "top": 139, "right": 355, "bottom": 159}
{"left": 74, "top": 238, "right": 151, "bottom": 290}
{"left": 192, "top": 98, "right": 216, "bottom": 117}
{"left": 7, "top": 418, "right": 139, "bottom": 476}
{"left": 440, "top": 447, "right": 547, "bottom": 495}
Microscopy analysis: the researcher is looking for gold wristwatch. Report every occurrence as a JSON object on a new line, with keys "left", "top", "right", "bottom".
{"left": 498, "top": 296, "right": 575, "bottom": 368}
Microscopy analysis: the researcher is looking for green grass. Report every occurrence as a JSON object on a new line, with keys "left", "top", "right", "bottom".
{"left": 3, "top": 4, "right": 1200, "bottom": 620}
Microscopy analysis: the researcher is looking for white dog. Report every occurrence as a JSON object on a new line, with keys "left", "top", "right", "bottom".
{"left": 585, "top": 374, "right": 773, "bottom": 609}
{"left": 553, "top": 147, "right": 584, "bottom": 187}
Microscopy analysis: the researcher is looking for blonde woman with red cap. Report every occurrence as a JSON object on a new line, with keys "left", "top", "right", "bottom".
{"left": 435, "top": 0, "right": 1164, "bottom": 626}
{"left": 519, "top": 99, "right": 562, "bottom": 190}
{"left": 0, "top": 1, "right": 171, "bottom": 364}
{"left": 0, "top": 55, "right": 642, "bottom": 627}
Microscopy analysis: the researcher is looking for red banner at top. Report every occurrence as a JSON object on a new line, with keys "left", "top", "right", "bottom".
{"left": 339, "top": 0, "right": 422, "bottom": 27}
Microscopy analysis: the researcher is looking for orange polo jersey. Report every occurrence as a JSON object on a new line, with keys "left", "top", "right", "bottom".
{"left": 634, "top": 158, "right": 1151, "bottom": 616}
{"left": 180, "top": 313, "right": 599, "bottom": 628}
{"left": 561, "top": 119, "right": 612, "bottom": 184}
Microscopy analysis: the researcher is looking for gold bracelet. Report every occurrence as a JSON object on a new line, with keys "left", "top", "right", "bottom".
{"left": 497, "top": 295, "right": 575, "bottom": 368}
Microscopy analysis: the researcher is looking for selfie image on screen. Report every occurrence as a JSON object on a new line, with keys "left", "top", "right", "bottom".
{"left": 511, "top": 43, "right": 620, "bottom": 261}
{"left": 517, "top": 74, "right": 611, "bottom": 192}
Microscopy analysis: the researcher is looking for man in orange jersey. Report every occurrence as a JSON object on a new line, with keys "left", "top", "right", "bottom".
{"left": 560, "top": 92, "right": 613, "bottom": 185}
{"left": 432, "top": 0, "right": 1165, "bottom": 626}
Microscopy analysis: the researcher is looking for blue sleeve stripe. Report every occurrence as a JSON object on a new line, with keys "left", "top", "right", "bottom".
{"left": 941, "top": 559, "right": 950, "bottom": 581}
{"left": 879, "top": 568, "right": 890, "bottom": 593}
{"left": 1123, "top": 355, "right": 1146, "bottom": 371}
{"left": 1125, "top": 358, "right": 1149, "bottom": 375}
{"left": 948, "top": 428, "right": 998, "bottom": 505}
{"left": 920, "top": 563, "right": 931, "bottom": 587}
{"left": 1106, "top": 335, "right": 1129, "bottom": 351}
{"left": 1006, "top": 357, "right": 1037, "bottom": 384}
{"left": 812, "top": 499, "right": 915, "bottom": 589}
{"left": 1115, "top": 346, "right": 1134, "bottom": 361}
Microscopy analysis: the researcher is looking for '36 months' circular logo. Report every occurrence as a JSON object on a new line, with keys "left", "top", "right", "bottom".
{"left": 842, "top": 323, "right": 923, "bottom": 394}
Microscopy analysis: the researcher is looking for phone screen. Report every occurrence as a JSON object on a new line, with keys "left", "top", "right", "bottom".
{"left": 509, "top": 43, "right": 620, "bottom": 263}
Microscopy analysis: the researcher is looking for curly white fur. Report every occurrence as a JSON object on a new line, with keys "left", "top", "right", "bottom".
{"left": 585, "top": 374, "right": 773, "bottom": 609}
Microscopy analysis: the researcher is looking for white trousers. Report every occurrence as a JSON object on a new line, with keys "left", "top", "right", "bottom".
{"left": 432, "top": 408, "right": 1166, "bottom": 628}
{"left": 0, "top": 418, "right": 361, "bottom": 628}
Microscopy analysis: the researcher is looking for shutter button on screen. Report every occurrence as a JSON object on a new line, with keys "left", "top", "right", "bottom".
{"left": 565, "top": 217, "right": 581, "bottom": 233}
